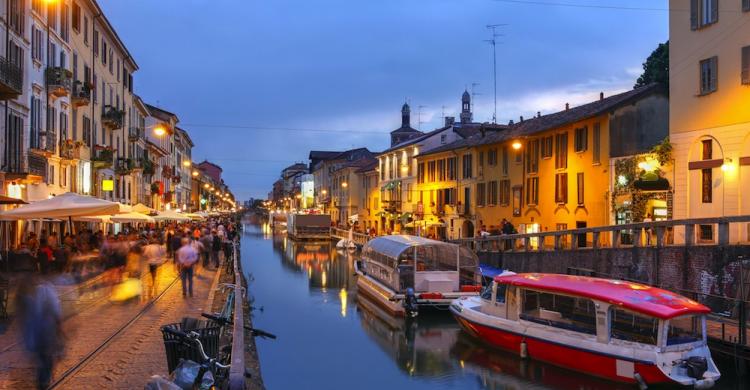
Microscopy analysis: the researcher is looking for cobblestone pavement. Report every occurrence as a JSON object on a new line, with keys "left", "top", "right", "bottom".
{"left": 0, "top": 260, "right": 219, "bottom": 389}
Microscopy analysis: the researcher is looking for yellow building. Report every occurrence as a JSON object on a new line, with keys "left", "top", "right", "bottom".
{"left": 355, "top": 160, "right": 380, "bottom": 234}
{"left": 418, "top": 85, "right": 668, "bottom": 242}
{"left": 669, "top": 0, "right": 750, "bottom": 243}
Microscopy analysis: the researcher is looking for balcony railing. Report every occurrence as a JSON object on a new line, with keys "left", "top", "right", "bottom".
{"left": 91, "top": 146, "right": 114, "bottom": 169}
{"left": 0, "top": 56, "right": 22, "bottom": 99}
{"left": 46, "top": 67, "right": 73, "bottom": 97}
{"left": 116, "top": 158, "right": 134, "bottom": 175}
{"left": 71, "top": 80, "right": 92, "bottom": 107}
{"left": 32, "top": 130, "right": 56, "bottom": 154}
{"left": 102, "top": 105, "right": 124, "bottom": 130}
{"left": 59, "top": 139, "right": 83, "bottom": 160}
{"left": 128, "top": 127, "right": 144, "bottom": 141}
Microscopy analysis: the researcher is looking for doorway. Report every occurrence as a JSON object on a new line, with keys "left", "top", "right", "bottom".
{"left": 576, "top": 221, "right": 587, "bottom": 248}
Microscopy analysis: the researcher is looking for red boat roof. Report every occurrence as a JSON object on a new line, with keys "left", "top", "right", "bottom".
{"left": 496, "top": 273, "right": 710, "bottom": 319}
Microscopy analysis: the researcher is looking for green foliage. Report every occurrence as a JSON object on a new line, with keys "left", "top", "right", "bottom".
{"left": 150, "top": 182, "right": 160, "bottom": 195}
{"left": 650, "top": 137, "right": 673, "bottom": 166}
{"left": 635, "top": 41, "right": 669, "bottom": 88}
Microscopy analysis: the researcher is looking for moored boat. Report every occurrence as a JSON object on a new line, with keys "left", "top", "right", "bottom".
{"left": 450, "top": 273, "right": 720, "bottom": 388}
{"left": 355, "top": 235, "right": 482, "bottom": 317}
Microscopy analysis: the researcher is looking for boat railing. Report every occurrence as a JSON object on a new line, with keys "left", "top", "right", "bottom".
{"left": 449, "top": 215, "right": 750, "bottom": 252}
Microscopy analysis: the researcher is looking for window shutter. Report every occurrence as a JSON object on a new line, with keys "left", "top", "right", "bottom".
{"left": 710, "top": 56, "right": 718, "bottom": 92}
{"left": 744, "top": 0, "right": 750, "bottom": 12}
{"left": 690, "top": 0, "right": 700, "bottom": 29}
{"left": 710, "top": 0, "right": 718, "bottom": 23}
{"left": 742, "top": 46, "right": 750, "bottom": 85}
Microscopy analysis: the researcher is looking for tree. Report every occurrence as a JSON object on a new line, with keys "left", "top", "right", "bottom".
{"left": 634, "top": 41, "right": 669, "bottom": 88}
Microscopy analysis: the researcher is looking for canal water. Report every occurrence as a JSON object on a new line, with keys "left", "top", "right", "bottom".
{"left": 241, "top": 223, "right": 746, "bottom": 390}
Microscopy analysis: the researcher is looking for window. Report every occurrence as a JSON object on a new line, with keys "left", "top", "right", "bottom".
{"left": 440, "top": 134, "right": 447, "bottom": 144}
{"left": 427, "top": 161, "right": 436, "bottom": 182}
{"left": 526, "top": 139, "right": 540, "bottom": 174}
{"left": 555, "top": 173, "right": 568, "bottom": 204}
{"left": 521, "top": 290, "right": 597, "bottom": 336}
{"left": 691, "top": 0, "right": 718, "bottom": 29}
{"left": 744, "top": 0, "right": 750, "bottom": 11}
{"left": 61, "top": 4, "right": 70, "bottom": 41}
{"left": 476, "top": 182, "right": 486, "bottom": 207}
{"left": 72, "top": 2, "right": 80, "bottom": 31}
{"left": 541, "top": 136, "right": 553, "bottom": 158}
{"left": 32, "top": 0, "right": 43, "bottom": 14}
{"left": 462, "top": 154, "right": 473, "bottom": 179}
{"left": 592, "top": 123, "right": 601, "bottom": 164}
{"left": 488, "top": 148, "right": 498, "bottom": 166}
{"left": 61, "top": 166, "right": 67, "bottom": 187}
{"left": 700, "top": 56, "right": 718, "bottom": 95}
{"left": 488, "top": 181, "right": 498, "bottom": 206}
{"left": 83, "top": 115, "right": 91, "bottom": 144}
{"left": 699, "top": 224, "right": 714, "bottom": 241}
{"left": 742, "top": 46, "right": 750, "bottom": 85}
{"left": 447, "top": 157, "right": 457, "bottom": 180}
{"left": 499, "top": 180, "right": 510, "bottom": 206}
{"left": 32, "top": 27, "right": 43, "bottom": 62}
{"left": 701, "top": 139, "right": 712, "bottom": 160}
{"left": 60, "top": 112, "right": 68, "bottom": 140}
{"left": 555, "top": 132, "right": 568, "bottom": 169}
{"left": 84, "top": 16, "right": 89, "bottom": 45}
{"left": 406, "top": 183, "right": 412, "bottom": 202}
{"left": 8, "top": 0, "right": 24, "bottom": 36}
{"left": 577, "top": 172, "right": 584, "bottom": 205}
{"left": 701, "top": 168, "right": 712, "bottom": 203}
{"left": 437, "top": 159, "right": 445, "bottom": 181}
{"left": 102, "top": 40, "right": 107, "bottom": 64}
{"left": 93, "top": 29, "right": 99, "bottom": 55}
{"left": 667, "top": 315, "right": 704, "bottom": 346}
{"left": 502, "top": 146, "right": 509, "bottom": 175}
{"left": 49, "top": 165, "right": 55, "bottom": 185}
{"left": 574, "top": 126, "right": 588, "bottom": 152}
{"left": 611, "top": 308, "right": 658, "bottom": 345}
{"left": 526, "top": 177, "right": 539, "bottom": 206}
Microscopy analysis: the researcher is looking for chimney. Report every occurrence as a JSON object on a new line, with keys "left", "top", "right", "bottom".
{"left": 600, "top": 92, "right": 604, "bottom": 101}
{"left": 565, "top": 103, "right": 569, "bottom": 111}
{"left": 509, "top": 119, "right": 514, "bottom": 125}
{"left": 537, "top": 111, "right": 541, "bottom": 118}
{"left": 444, "top": 116, "right": 455, "bottom": 127}
{"left": 480, "top": 125, "right": 486, "bottom": 138}
{"left": 520, "top": 116, "right": 524, "bottom": 123}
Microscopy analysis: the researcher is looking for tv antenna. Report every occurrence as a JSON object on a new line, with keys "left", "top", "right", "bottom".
{"left": 485, "top": 24, "right": 507, "bottom": 124}
{"left": 470, "top": 82, "right": 481, "bottom": 114}
{"left": 417, "top": 105, "right": 428, "bottom": 130}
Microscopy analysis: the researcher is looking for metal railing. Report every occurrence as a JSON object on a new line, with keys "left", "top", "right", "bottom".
{"left": 331, "top": 227, "right": 371, "bottom": 246}
{"left": 228, "top": 240, "right": 246, "bottom": 389}
{"left": 46, "top": 67, "right": 72, "bottom": 96}
{"left": 102, "top": 105, "right": 124, "bottom": 130}
{"left": 128, "top": 126, "right": 144, "bottom": 141}
{"left": 451, "top": 215, "right": 750, "bottom": 252}
{"left": 71, "top": 80, "right": 91, "bottom": 106}
{"left": 0, "top": 56, "right": 22, "bottom": 96}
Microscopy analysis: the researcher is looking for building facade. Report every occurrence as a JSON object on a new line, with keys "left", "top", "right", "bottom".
{"left": 669, "top": 0, "right": 750, "bottom": 243}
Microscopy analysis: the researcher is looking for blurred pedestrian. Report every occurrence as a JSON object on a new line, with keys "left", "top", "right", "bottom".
{"left": 16, "top": 275, "right": 64, "bottom": 389}
{"left": 143, "top": 239, "right": 165, "bottom": 298}
{"left": 211, "top": 230, "right": 221, "bottom": 268}
{"left": 176, "top": 238, "right": 198, "bottom": 298}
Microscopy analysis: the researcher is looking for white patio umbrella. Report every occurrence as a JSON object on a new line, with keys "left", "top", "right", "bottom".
{"left": 0, "top": 192, "right": 121, "bottom": 234}
{"left": 153, "top": 210, "right": 191, "bottom": 222}
{"left": 111, "top": 212, "right": 155, "bottom": 224}
{"left": 74, "top": 215, "right": 112, "bottom": 223}
{"left": 132, "top": 203, "right": 154, "bottom": 215}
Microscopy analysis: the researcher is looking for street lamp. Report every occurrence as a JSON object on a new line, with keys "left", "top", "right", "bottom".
{"left": 192, "top": 170, "right": 199, "bottom": 177}
{"left": 183, "top": 161, "right": 191, "bottom": 167}
{"left": 341, "top": 182, "right": 348, "bottom": 188}
{"left": 512, "top": 141, "right": 522, "bottom": 150}
{"left": 153, "top": 124, "right": 167, "bottom": 137}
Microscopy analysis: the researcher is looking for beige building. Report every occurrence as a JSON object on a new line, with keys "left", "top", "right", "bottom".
{"left": 669, "top": 0, "right": 750, "bottom": 243}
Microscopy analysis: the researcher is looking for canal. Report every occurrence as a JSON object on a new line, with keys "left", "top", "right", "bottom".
{"left": 241, "top": 223, "right": 747, "bottom": 390}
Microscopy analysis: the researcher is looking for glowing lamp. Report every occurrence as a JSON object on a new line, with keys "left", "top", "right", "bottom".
{"left": 342, "top": 182, "right": 348, "bottom": 188}
{"left": 512, "top": 141, "right": 522, "bottom": 150}
{"left": 153, "top": 125, "right": 166, "bottom": 137}
{"left": 183, "top": 161, "right": 191, "bottom": 167}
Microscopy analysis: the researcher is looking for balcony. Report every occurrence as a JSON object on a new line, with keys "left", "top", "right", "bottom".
{"left": 30, "top": 130, "right": 56, "bottom": 156}
{"left": 162, "top": 165, "right": 173, "bottom": 179}
{"left": 128, "top": 127, "right": 144, "bottom": 141}
{"left": 115, "top": 158, "right": 134, "bottom": 175}
{"left": 0, "top": 56, "right": 22, "bottom": 99}
{"left": 59, "top": 139, "right": 84, "bottom": 160}
{"left": 71, "top": 80, "right": 92, "bottom": 107}
{"left": 91, "top": 146, "right": 114, "bottom": 169}
{"left": 142, "top": 158, "right": 155, "bottom": 176}
{"left": 102, "top": 105, "right": 124, "bottom": 130}
{"left": 46, "top": 67, "right": 73, "bottom": 97}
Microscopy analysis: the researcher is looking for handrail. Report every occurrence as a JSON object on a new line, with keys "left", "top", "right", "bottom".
{"left": 330, "top": 227, "right": 371, "bottom": 245}
{"left": 228, "top": 240, "right": 245, "bottom": 389}
{"left": 449, "top": 215, "right": 750, "bottom": 250}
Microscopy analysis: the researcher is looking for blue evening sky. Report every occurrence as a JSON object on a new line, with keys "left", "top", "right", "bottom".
{"left": 99, "top": 0, "right": 668, "bottom": 200}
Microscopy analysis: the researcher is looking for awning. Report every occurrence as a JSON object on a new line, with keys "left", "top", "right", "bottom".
{"left": 111, "top": 212, "right": 155, "bottom": 223}
{"left": 380, "top": 180, "right": 401, "bottom": 191}
{"left": 634, "top": 177, "right": 670, "bottom": 191}
{"left": 0, "top": 192, "right": 120, "bottom": 220}
{"left": 153, "top": 210, "right": 191, "bottom": 221}
{"left": 0, "top": 195, "right": 27, "bottom": 205}
{"left": 132, "top": 203, "right": 155, "bottom": 215}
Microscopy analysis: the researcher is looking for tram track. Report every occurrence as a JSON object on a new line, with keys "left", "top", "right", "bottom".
{"left": 47, "top": 274, "right": 180, "bottom": 389}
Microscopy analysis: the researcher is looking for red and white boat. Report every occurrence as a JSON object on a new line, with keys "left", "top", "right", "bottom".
{"left": 450, "top": 273, "right": 720, "bottom": 388}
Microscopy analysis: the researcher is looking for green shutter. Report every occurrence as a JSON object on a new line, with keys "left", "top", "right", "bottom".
{"left": 691, "top": 0, "right": 700, "bottom": 29}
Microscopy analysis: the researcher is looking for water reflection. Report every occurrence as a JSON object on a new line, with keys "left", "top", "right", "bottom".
{"left": 251, "top": 224, "right": 737, "bottom": 390}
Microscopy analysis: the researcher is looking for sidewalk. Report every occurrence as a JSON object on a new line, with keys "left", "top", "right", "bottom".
{"left": 0, "top": 259, "right": 218, "bottom": 389}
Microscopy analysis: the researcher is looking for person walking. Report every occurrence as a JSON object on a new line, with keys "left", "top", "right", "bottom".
{"left": 211, "top": 230, "right": 221, "bottom": 268}
{"left": 200, "top": 230, "right": 212, "bottom": 268}
{"left": 143, "top": 239, "right": 165, "bottom": 298}
{"left": 16, "top": 275, "right": 64, "bottom": 389}
{"left": 176, "top": 238, "right": 198, "bottom": 298}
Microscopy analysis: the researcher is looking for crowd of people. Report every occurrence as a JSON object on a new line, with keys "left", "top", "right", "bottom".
{"left": 11, "top": 216, "right": 240, "bottom": 389}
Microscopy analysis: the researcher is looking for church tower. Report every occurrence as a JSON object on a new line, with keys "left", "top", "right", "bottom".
{"left": 460, "top": 90, "right": 472, "bottom": 124}
{"left": 401, "top": 102, "right": 411, "bottom": 127}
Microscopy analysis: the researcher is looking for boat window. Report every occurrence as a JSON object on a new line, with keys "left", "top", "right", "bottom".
{"left": 415, "top": 245, "right": 456, "bottom": 272}
{"left": 666, "top": 315, "right": 703, "bottom": 345}
{"left": 495, "top": 284, "right": 507, "bottom": 303}
{"left": 610, "top": 308, "right": 658, "bottom": 345}
{"left": 480, "top": 285, "right": 493, "bottom": 300}
{"left": 520, "top": 290, "right": 596, "bottom": 335}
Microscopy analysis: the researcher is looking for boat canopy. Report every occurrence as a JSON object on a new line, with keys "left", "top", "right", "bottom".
{"left": 496, "top": 273, "right": 710, "bottom": 320}
{"left": 363, "top": 235, "right": 478, "bottom": 267}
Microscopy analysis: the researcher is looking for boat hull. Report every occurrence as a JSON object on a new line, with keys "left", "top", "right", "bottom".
{"left": 453, "top": 310, "right": 687, "bottom": 386}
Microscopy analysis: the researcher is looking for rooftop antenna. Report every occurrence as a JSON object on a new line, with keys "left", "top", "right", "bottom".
{"left": 471, "top": 82, "right": 481, "bottom": 114}
{"left": 417, "top": 105, "right": 428, "bottom": 130}
{"left": 441, "top": 105, "right": 447, "bottom": 119}
{"left": 485, "top": 24, "right": 507, "bottom": 124}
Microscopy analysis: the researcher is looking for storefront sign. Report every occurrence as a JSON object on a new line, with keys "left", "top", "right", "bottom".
{"left": 102, "top": 179, "right": 114, "bottom": 192}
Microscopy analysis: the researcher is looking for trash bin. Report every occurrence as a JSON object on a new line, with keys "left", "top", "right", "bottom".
{"left": 161, "top": 318, "right": 220, "bottom": 373}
